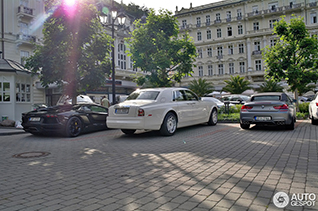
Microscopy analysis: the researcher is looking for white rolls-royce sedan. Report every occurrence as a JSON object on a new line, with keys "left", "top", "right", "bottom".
{"left": 107, "top": 87, "right": 218, "bottom": 136}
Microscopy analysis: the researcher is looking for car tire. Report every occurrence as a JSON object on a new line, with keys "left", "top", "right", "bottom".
{"left": 66, "top": 116, "right": 82, "bottom": 137}
{"left": 286, "top": 118, "right": 295, "bottom": 130}
{"left": 121, "top": 129, "right": 136, "bottom": 135}
{"left": 312, "top": 116, "right": 318, "bottom": 125}
{"left": 207, "top": 108, "right": 218, "bottom": 126}
{"left": 240, "top": 123, "right": 250, "bottom": 129}
{"left": 160, "top": 112, "right": 177, "bottom": 136}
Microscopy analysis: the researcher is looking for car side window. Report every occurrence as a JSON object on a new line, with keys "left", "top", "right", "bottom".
{"left": 184, "top": 90, "right": 198, "bottom": 101}
{"left": 174, "top": 91, "right": 186, "bottom": 101}
{"left": 91, "top": 106, "right": 108, "bottom": 113}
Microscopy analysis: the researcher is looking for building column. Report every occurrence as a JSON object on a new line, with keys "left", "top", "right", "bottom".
{"left": 247, "top": 38, "right": 252, "bottom": 71}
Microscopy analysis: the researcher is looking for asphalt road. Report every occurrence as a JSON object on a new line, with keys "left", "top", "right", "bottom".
{"left": 0, "top": 120, "right": 317, "bottom": 211}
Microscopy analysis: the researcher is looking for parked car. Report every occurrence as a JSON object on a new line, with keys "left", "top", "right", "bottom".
{"left": 309, "top": 93, "right": 318, "bottom": 125}
{"left": 107, "top": 87, "right": 218, "bottom": 136}
{"left": 221, "top": 94, "right": 250, "bottom": 104}
{"left": 240, "top": 92, "right": 296, "bottom": 130}
{"left": 201, "top": 97, "right": 235, "bottom": 109}
{"left": 22, "top": 103, "right": 108, "bottom": 137}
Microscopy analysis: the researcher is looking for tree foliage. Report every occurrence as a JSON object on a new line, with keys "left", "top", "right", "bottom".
{"left": 222, "top": 75, "right": 251, "bottom": 94}
{"left": 27, "top": 0, "right": 112, "bottom": 103}
{"left": 189, "top": 78, "right": 214, "bottom": 97}
{"left": 127, "top": 9, "right": 197, "bottom": 87}
{"left": 258, "top": 80, "right": 284, "bottom": 92}
{"left": 263, "top": 15, "right": 318, "bottom": 95}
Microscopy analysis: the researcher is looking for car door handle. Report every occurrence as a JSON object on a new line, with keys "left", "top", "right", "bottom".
{"left": 187, "top": 102, "right": 196, "bottom": 105}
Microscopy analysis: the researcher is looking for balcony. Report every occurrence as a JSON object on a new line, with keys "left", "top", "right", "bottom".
{"left": 17, "top": 5, "right": 34, "bottom": 21}
{"left": 252, "top": 50, "right": 262, "bottom": 56}
{"left": 308, "top": 2, "right": 317, "bottom": 7}
{"left": 16, "top": 34, "right": 36, "bottom": 47}
{"left": 214, "top": 19, "right": 222, "bottom": 24}
{"left": 226, "top": 17, "right": 232, "bottom": 22}
{"left": 216, "top": 55, "right": 223, "bottom": 60}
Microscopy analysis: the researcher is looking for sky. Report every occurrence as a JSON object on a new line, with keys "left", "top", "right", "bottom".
{"left": 121, "top": 0, "right": 221, "bottom": 13}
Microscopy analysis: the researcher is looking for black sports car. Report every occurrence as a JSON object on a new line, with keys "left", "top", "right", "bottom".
{"left": 22, "top": 103, "right": 108, "bottom": 137}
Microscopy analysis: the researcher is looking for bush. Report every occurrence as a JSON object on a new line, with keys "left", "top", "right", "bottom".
{"left": 298, "top": 102, "right": 309, "bottom": 113}
{"left": 218, "top": 104, "right": 241, "bottom": 114}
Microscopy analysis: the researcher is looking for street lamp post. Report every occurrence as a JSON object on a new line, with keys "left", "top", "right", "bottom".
{"left": 100, "top": 5, "right": 126, "bottom": 104}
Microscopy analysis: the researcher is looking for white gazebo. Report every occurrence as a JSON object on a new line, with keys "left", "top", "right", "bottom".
{"left": 0, "top": 59, "right": 37, "bottom": 121}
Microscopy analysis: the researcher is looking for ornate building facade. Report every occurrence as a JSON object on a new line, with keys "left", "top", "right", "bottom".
{"left": 175, "top": 0, "right": 318, "bottom": 90}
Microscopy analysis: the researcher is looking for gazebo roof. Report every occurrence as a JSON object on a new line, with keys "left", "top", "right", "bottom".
{"left": 0, "top": 59, "right": 31, "bottom": 74}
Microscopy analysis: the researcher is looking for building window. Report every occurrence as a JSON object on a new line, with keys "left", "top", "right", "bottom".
{"left": 208, "top": 65, "right": 213, "bottom": 76}
{"left": 311, "top": 12, "right": 317, "bottom": 24}
{"left": 217, "top": 28, "right": 222, "bottom": 38}
{"left": 268, "top": 2, "right": 278, "bottom": 11}
{"left": 196, "top": 17, "right": 201, "bottom": 27}
{"left": 252, "top": 6, "right": 259, "bottom": 14}
{"left": 198, "top": 66, "right": 203, "bottom": 76}
{"left": 239, "top": 44, "right": 244, "bottom": 54}
{"left": 228, "top": 45, "right": 233, "bottom": 55}
{"left": 229, "top": 63, "right": 234, "bottom": 74}
{"left": 216, "top": 13, "right": 221, "bottom": 21}
{"left": 20, "top": 50, "right": 29, "bottom": 66}
{"left": 217, "top": 46, "right": 223, "bottom": 56}
{"left": 239, "top": 62, "right": 245, "bottom": 73}
{"left": 118, "top": 43, "right": 126, "bottom": 70}
{"left": 182, "top": 20, "right": 187, "bottom": 28}
{"left": 227, "top": 26, "right": 232, "bottom": 36}
{"left": 198, "top": 49, "right": 203, "bottom": 58}
{"left": 206, "top": 15, "right": 211, "bottom": 25}
{"left": 238, "top": 25, "right": 243, "bottom": 35}
{"left": 226, "top": 11, "right": 231, "bottom": 21}
{"left": 129, "top": 57, "right": 134, "bottom": 70}
{"left": 207, "top": 30, "right": 212, "bottom": 39}
{"left": 0, "top": 81, "right": 11, "bottom": 102}
{"left": 237, "top": 9, "right": 242, "bottom": 18}
{"left": 218, "top": 64, "right": 224, "bottom": 75}
{"left": 16, "top": 83, "right": 31, "bottom": 102}
{"left": 270, "top": 39, "right": 277, "bottom": 47}
{"left": 253, "top": 22, "right": 259, "bottom": 31}
{"left": 269, "top": 19, "right": 278, "bottom": 28}
{"left": 254, "top": 41, "right": 261, "bottom": 51}
{"left": 255, "top": 60, "right": 262, "bottom": 71}
{"left": 197, "top": 32, "right": 202, "bottom": 41}
{"left": 207, "top": 47, "right": 213, "bottom": 57}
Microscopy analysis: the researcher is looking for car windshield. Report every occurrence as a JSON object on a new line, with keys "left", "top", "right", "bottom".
{"left": 251, "top": 95, "right": 281, "bottom": 101}
{"left": 126, "top": 91, "right": 160, "bottom": 101}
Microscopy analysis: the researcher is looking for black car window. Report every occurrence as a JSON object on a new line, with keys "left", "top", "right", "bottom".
{"left": 91, "top": 106, "right": 108, "bottom": 113}
{"left": 251, "top": 95, "right": 281, "bottom": 101}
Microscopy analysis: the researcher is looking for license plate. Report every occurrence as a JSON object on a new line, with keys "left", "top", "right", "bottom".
{"left": 255, "top": 116, "right": 271, "bottom": 121}
{"left": 29, "top": 117, "right": 41, "bottom": 122}
{"left": 115, "top": 108, "right": 129, "bottom": 114}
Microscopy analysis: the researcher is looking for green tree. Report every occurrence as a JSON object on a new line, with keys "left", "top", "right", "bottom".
{"left": 294, "top": 84, "right": 316, "bottom": 96}
{"left": 189, "top": 78, "right": 214, "bottom": 97}
{"left": 263, "top": 15, "right": 318, "bottom": 101}
{"left": 222, "top": 75, "right": 251, "bottom": 94}
{"left": 127, "top": 9, "right": 197, "bottom": 87}
{"left": 27, "top": 0, "right": 112, "bottom": 103}
{"left": 258, "top": 80, "right": 284, "bottom": 92}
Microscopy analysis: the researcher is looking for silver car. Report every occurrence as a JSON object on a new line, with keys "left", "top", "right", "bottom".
{"left": 240, "top": 92, "right": 296, "bottom": 130}
{"left": 309, "top": 93, "right": 318, "bottom": 125}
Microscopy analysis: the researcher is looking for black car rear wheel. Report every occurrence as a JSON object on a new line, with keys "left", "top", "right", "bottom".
{"left": 66, "top": 116, "right": 82, "bottom": 137}
{"left": 286, "top": 118, "right": 295, "bottom": 130}
{"left": 121, "top": 129, "right": 136, "bottom": 135}
{"left": 240, "top": 123, "right": 250, "bottom": 129}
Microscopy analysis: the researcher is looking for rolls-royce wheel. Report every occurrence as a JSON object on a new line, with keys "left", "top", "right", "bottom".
{"left": 121, "top": 129, "right": 136, "bottom": 135}
{"left": 66, "top": 116, "right": 82, "bottom": 137}
{"left": 160, "top": 112, "right": 177, "bottom": 136}
{"left": 207, "top": 108, "right": 218, "bottom": 126}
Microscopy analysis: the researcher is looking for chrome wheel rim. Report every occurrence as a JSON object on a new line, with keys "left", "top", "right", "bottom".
{"left": 212, "top": 110, "right": 218, "bottom": 124}
{"left": 167, "top": 115, "right": 176, "bottom": 133}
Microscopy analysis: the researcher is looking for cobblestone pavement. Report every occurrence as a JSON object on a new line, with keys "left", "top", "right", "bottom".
{"left": 0, "top": 120, "right": 317, "bottom": 211}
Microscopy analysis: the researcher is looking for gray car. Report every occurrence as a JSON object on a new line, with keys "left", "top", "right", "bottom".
{"left": 240, "top": 92, "right": 296, "bottom": 130}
